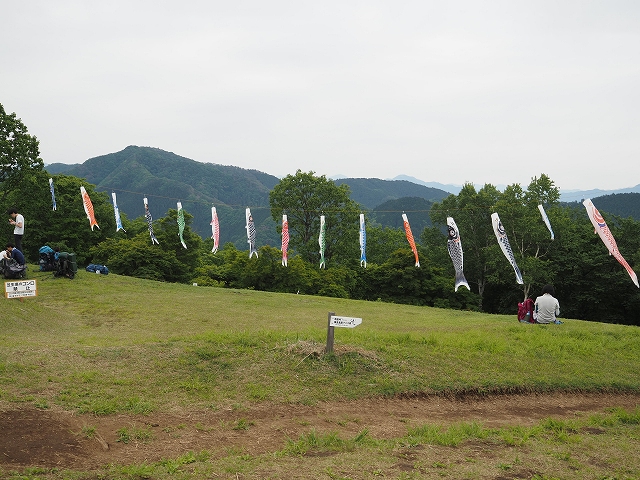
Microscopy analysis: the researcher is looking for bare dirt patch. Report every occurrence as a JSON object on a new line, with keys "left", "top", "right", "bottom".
{"left": 1, "top": 392, "right": 638, "bottom": 471}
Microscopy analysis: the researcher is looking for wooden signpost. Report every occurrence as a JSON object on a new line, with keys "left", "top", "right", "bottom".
{"left": 325, "top": 311, "right": 362, "bottom": 353}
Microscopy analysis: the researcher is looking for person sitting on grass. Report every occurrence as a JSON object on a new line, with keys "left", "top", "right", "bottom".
{"left": 5, "top": 243, "right": 25, "bottom": 266}
{"left": 534, "top": 284, "right": 562, "bottom": 324}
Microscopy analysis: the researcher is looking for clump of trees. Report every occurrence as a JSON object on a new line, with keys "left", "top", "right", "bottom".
{"left": 2, "top": 103, "right": 639, "bottom": 324}
{"left": 426, "top": 176, "right": 640, "bottom": 324}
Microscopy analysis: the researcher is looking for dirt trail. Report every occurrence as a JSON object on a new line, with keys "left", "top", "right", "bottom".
{"left": 1, "top": 392, "right": 639, "bottom": 471}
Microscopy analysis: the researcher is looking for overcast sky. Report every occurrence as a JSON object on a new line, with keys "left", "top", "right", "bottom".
{"left": 2, "top": 1, "right": 639, "bottom": 191}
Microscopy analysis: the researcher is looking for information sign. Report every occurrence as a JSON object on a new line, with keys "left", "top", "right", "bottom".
{"left": 329, "top": 315, "right": 362, "bottom": 328}
{"left": 4, "top": 279, "right": 37, "bottom": 299}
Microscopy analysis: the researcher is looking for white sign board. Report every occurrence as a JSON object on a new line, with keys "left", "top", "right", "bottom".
{"left": 329, "top": 315, "right": 362, "bottom": 328}
{"left": 4, "top": 279, "right": 37, "bottom": 299}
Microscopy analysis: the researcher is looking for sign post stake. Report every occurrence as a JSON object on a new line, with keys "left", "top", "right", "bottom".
{"left": 325, "top": 311, "right": 335, "bottom": 354}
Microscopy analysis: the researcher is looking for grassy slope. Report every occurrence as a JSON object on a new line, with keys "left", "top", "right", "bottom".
{"left": 2, "top": 269, "right": 640, "bottom": 479}
{"left": 1, "top": 268, "right": 639, "bottom": 415}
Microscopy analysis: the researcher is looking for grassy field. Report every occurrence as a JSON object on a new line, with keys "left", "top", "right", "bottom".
{"left": 1, "top": 267, "right": 640, "bottom": 479}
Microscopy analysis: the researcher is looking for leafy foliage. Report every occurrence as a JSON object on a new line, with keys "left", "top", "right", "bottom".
{"left": 1, "top": 105, "right": 638, "bottom": 324}
{"left": 334, "top": 177, "right": 449, "bottom": 209}
{"left": 0, "top": 103, "right": 44, "bottom": 200}
{"left": 372, "top": 196, "right": 433, "bottom": 231}
{"left": 269, "top": 170, "right": 361, "bottom": 266}
{"left": 428, "top": 176, "right": 640, "bottom": 324}
{"left": 59, "top": 145, "right": 280, "bottom": 247}
{"left": 1, "top": 171, "right": 116, "bottom": 263}
{"left": 429, "top": 182, "right": 502, "bottom": 305}
{"left": 568, "top": 192, "right": 640, "bottom": 220}
{"left": 90, "top": 208, "right": 202, "bottom": 282}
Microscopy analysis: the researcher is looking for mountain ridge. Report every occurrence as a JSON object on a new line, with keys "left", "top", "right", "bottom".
{"left": 47, "top": 157, "right": 640, "bottom": 204}
{"left": 44, "top": 147, "right": 640, "bottom": 244}
{"left": 45, "top": 146, "right": 452, "bottom": 245}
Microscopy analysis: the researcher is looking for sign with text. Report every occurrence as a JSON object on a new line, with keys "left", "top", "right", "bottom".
{"left": 4, "top": 279, "right": 37, "bottom": 299}
{"left": 329, "top": 315, "right": 362, "bottom": 328}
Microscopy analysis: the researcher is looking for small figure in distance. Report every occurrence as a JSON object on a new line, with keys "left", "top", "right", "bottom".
{"left": 534, "top": 284, "right": 562, "bottom": 324}
{"left": 7, "top": 207, "right": 24, "bottom": 252}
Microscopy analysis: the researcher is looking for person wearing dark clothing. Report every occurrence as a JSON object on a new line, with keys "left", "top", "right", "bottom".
{"left": 6, "top": 244, "right": 25, "bottom": 265}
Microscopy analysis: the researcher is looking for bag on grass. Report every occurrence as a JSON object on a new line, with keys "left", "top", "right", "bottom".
{"left": 86, "top": 264, "right": 109, "bottom": 275}
{"left": 54, "top": 252, "right": 78, "bottom": 279}
{"left": 3, "top": 259, "right": 27, "bottom": 279}
{"left": 517, "top": 298, "right": 535, "bottom": 323}
{"left": 39, "top": 245, "right": 57, "bottom": 271}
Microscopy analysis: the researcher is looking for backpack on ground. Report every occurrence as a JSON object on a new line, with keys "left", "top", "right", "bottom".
{"left": 2, "top": 259, "right": 27, "bottom": 279}
{"left": 86, "top": 264, "right": 109, "bottom": 275}
{"left": 517, "top": 298, "right": 535, "bottom": 323}
{"left": 54, "top": 252, "right": 78, "bottom": 279}
{"left": 39, "top": 245, "right": 57, "bottom": 271}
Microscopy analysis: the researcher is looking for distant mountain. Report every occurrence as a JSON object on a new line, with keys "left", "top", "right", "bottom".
{"left": 334, "top": 178, "right": 450, "bottom": 210}
{"left": 566, "top": 192, "right": 640, "bottom": 221}
{"left": 43, "top": 147, "right": 457, "bottom": 247}
{"left": 44, "top": 163, "right": 80, "bottom": 174}
{"left": 386, "top": 175, "right": 640, "bottom": 203}
{"left": 388, "top": 175, "right": 462, "bottom": 195}
{"left": 559, "top": 185, "right": 640, "bottom": 202}
{"left": 47, "top": 146, "right": 281, "bottom": 246}
{"left": 56, "top": 147, "right": 638, "bottom": 246}
{"left": 372, "top": 197, "right": 434, "bottom": 231}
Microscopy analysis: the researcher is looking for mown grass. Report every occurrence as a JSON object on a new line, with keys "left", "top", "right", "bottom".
{"left": 1, "top": 268, "right": 640, "bottom": 478}
{"left": 1, "top": 268, "right": 640, "bottom": 413}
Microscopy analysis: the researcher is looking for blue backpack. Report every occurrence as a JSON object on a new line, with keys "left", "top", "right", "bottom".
{"left": 39, "top": 245, "right": 56, "bottom": 271}
{"left": 86, "top": 264, "right": 109, "bottom": 275}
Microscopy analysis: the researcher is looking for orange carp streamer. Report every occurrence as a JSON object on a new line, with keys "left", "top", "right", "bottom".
{"left": 80, "top": 186, "right": 100, "bottom": 231}
{"left": 402, "top": 213, "right": 420, "bottom": 267}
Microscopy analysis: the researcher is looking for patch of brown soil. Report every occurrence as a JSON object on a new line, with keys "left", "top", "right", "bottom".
{"left": 1, "top": 392, "right": 638, "bottom": 471}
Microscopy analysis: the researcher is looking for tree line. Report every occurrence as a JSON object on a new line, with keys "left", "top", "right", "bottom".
{"left": 2, "top": 103, "right": 639, "bottom": 325}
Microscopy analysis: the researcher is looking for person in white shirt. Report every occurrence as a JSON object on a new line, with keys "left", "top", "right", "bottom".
{"left": 7, "top": 207, "right": 24, "bottom": 253}
{"left": 534, "top": 284, "right": 561, "bottom": 324}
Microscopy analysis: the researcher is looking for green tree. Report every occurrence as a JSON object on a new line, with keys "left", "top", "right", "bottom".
{"left": 0, "top": 103, "right": 44, "bottom": 201}
{"left": 548, "top": 206, "right": 640, "bottom": 325}
{"left": 361, "top": 248, "right": 478, "bottom": 308}
{"left": 269, "top": 170, "right": 361, "bottom": 266}
{"left": 196, "top": 242, "right": 323, "bottom": 293}
{"left": 490, "top": 174, "right": 559, "bottom": 300}
{"left": 430, "top": 176, "right": 561, "bottom": 311}
{"left": 1, "top": 172, "right": 116, "bottom": 263}
{"left": 430, "top": 183, "right": 501, "bottom": 307}
{"left": 90, "top": 235, "right": 185, "bottom": 281}
{"left": 364, "top": 223, "right": 408, "bottom": 265}
{"left": 90, "top": 208, "right": 201, "bottom": 282}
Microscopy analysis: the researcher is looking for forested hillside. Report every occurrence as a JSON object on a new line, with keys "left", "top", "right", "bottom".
{"left": 334, "top": 177, "right": 448, "bottom": 209}
{"left": 56, "top": 146, "right": 281, "bottom": 246}
{"left": 580, "top": 193, "right": 640, "bottom": 220}
{"left": 45, "top": 147, "right": 452, "bottom": 246}
{"left": 44, "top": 162, "right": 81, "bottom": 174}
{"left": 5, "top": 103, "right": 640, "bottom": 326}
{"left": 48, "top": 147, "right": 638, "bottom": 252}
{"left": 372, "top": 197, "right": 434, "bottom": 231}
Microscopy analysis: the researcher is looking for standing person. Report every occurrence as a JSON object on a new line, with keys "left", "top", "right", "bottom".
{"left": 7, "top": 208, "right": 24, "bottom": 252}
{"left": 534, "top": 284, "right": 561, "bottom": 324}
